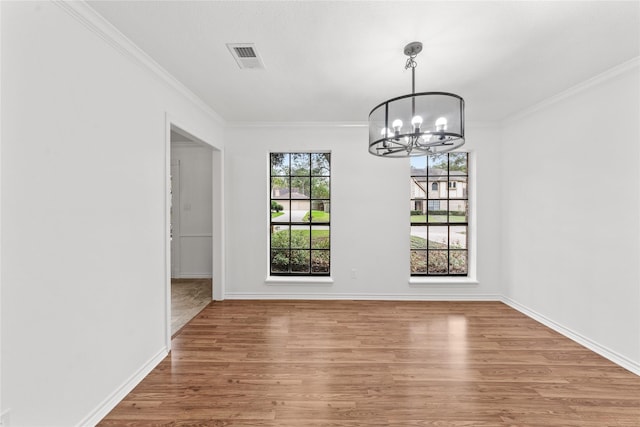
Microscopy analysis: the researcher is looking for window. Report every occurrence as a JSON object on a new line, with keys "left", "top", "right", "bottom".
{"left": 270, "top": 153, "right": 330, "bottom": 276}
{"left": 410, "top": 153, "right": 468, "bottom": 276}
{"left": 431, "top": 182, "right": 438, "bottom": 191}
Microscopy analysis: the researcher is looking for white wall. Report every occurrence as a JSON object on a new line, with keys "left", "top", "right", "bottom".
{"left": 501, "top": 61, "right": 640, "bottom": 372}
{"left": 171, "top": 144, "right": 213, "bottom": 278}
{"left": 224, "top": 124, "right": 502, "bottom": 299}
{"left": 0, "top": 2, "right": 223, "bottom": 425}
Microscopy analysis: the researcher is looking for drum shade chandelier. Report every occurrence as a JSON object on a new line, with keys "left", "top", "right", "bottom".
{"left": 368, "top": 42, "right": 465, "bottom": 157}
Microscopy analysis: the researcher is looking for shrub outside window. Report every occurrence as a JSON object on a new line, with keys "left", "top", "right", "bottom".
{"left": 270, "top": 153, "right": 330, "bottom": 276}
{"left": 410, "top": 153, "right": 468, "bottom": 276}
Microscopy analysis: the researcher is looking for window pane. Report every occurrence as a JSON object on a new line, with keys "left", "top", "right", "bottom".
{"left": 291, "top": 250, "right": 310, "bottom": 272}
{"left": 290, "top": 225, "right": 310, "bottom": 249}
{"left": 291, "top": 201, "right": 310, "bottom": 222}
{"left": 291, "top": 153, "right": 310, "bottom": 176}
{"left": 450, "top": 250, "right": 467, "bottom": 274}
{"left": 311, "top": 177, "right": 330, "bottom": 199}
{"left": 411, "top": 156, "right": 427, "bottom": 175}
{"left": 311, "top": 250, "right": 330, "bottom": 273}
{"left": 428, "top": 154, "right": 448, "bottom": 172}
{"left": 311, "top": 225, "right": 330, "bottom": 249}
{"left": 428, "top": 200, "right": 447, "bottom": 223}
{"left": 309, "top": 204, "right": 330, "bottom": 223}
{"left": 271, "top": 177, "right": 289, "bottom": 199}
{"left": 411, "top": 250, "right": 428, "bottom": 273}
{"left": 271, "top": 200, "right": 289, "bottom": 222}
{"left": 290, "top": 177, "right": 310, "bottom": 198}
{"left": 428, "top": 178, "right": 447, "bottom": 199}
{"left": 428, "top": 226, "right": 448, "bottom": 249}
{"left": 310, "top": 207, "right": 331, "bottom": 223}
{"left": 311, "top": 153, "right": 330, "bottom": 176}
{"left": 271, "top": 225, "right": 290, "bottom": 249}
{"left": 271, "top": 250, "right": 289, "bottom": 273}
{"left": 449, "top": 200, "right": 468, "bottom": 223}
{"left": 411, "top": 200, "right": 427, "bottom": 223}
{"left": 428, "top": 250, "right": 448, "bottom": 274}
{"left": 411, "top": 177, "right": 427, "bottom": 199}
{"left": 271, "top": 153, "right": 289, "bottom": 176}
{"left": 449, "top": 177, "right": 468, "bottom": 199}
{"left": 450, "top": 226, "right": 467, "bottom": 249}
{"left": 410, "top": 226, "right": 428, "bottom": 249}
{"left": 449, "top": 152, "right": 468, "bottom": 176}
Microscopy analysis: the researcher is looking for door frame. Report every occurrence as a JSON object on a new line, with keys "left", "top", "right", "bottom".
{"left": 164, "top": 114, "right": 225, "bottom": 349}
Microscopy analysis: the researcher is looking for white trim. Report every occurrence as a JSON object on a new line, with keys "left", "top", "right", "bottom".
{"left": 409, "top": 278, "right": 479, "bottom": 286}
{"left": 227, "top": 121, "right": 367, "bottom": 128}
{"left": 179, "top": 233, "right": 213, "bottom": 238}
{"left": 226, "top": 292, "right": 500, "bottom": 301}
{"left": 52, "top": 0, "right": 224, "bottom": 126}
{"left": 502, "top": 296, "right": 640, "bottom": 377}
{"left": 164, "top": 116, "right": 173, "bottom": 351}
{"left": 77, "top": 347, "right": 168, "bottom": 427}
{"left": 503, "top": 56, "right": 640, "bottom": 124}
{"left": 173, "top": 273, "right": 213, "bottom": 279}
{"left": 0, "top": 1, "right": 3, "bottom": 417}
{"left": 265, "top": 276, "right": 334, "bottom": 285}
{"left": 226, "top": 120, "right": 499, "bottom": 129}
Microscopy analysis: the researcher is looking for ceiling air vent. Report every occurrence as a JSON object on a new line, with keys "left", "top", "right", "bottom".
{"left": 226, "top": 43, "right": 265, "bottom": 69}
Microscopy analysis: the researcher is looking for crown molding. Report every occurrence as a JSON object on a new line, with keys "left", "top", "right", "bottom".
{"left": 225, "top": 120, "right": 500, "bottom": 129}
{"left": 225, "top": 121, "right": 369, "bottom": 129}
{"left": 503, "top": 56, "right": 640, "bottom": 125}
{"left": 52, "top": 0, "right": 225, "bottom": 126}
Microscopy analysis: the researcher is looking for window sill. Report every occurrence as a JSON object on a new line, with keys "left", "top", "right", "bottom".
{"left": 409, "top": 277, "right": 478, "bottom": 286}
{"left": 265, "top": 276, "right": 334, "bottom": 286}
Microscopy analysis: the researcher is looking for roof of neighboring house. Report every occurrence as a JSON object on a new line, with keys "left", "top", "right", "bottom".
{"left": 411, "top": 171, "right": 467, "bottom": 182}
{"left": 271, "top": 188, "right": 309, "bottom": 199}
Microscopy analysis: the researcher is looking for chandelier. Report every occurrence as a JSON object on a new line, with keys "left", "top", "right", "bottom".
{"left": 368, "top": 42, "right": 465, "bottom": 157}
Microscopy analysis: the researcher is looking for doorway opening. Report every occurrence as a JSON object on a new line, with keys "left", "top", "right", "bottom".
{"left": 170, "top": 127, "right": 214, "bottom": 336}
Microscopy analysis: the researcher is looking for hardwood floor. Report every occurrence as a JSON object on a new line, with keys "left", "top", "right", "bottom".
{"left": 99, "top": 301, "right": 640, "bottom": 426}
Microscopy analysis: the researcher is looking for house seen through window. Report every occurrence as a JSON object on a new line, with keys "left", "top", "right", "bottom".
{"left": 410, "top": 152, "right": 469, "bottom": 275}
{"left": 270, "top": 153, "right": 330, "bottom": 275}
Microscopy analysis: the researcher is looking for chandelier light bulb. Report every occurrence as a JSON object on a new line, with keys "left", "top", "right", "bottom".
{"left": 411, "top": 115, "right": 423, "bottom": 131}
{"left": 435, "top": 117, "right": 448, "bottom": 132}
{"left": 392, "top": 119, "right": 403, "bottom": 131}
{"left": 380, "top": 128, "right": 392, "bottom": 138}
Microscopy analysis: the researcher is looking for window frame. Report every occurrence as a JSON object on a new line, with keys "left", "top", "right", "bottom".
{"left": 410, "top": 152, "right": 469, "bottom": 277}
{"left": 269, "top": 152, "right": 331, "bottom": 277}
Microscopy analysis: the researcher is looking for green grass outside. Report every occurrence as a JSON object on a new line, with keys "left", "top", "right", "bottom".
{"left": 271, "top": 211, "right": 284, "bottom": 218}
{"left": 410, "top": 215, "right": 466, "bottom": 223}
{"left": 302, "top": 210, "right": 330, "bottom": 223}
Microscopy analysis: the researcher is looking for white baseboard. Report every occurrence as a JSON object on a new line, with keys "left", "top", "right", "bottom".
{"left": 172, "top": 273, "right": 212, "bottom": 279}
{"left": 77, "top": 347, "right": 169, "bottom": 427}
{"left": 501, "top": 296, "right": 640, "bottom": 376}
{"left": 225, "top": 292, "right": 501, "bottom": 301}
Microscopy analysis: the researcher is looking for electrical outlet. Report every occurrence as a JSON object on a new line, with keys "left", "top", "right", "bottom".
{"left": 1, "top": 408, "right": 11, "bottom": 426}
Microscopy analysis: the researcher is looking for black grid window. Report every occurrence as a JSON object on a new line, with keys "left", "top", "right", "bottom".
{"left": 270, "top": 153, "right": 330, "bottom": 276}
{"left": 410, "top": 152, "right": 469, "bottom": 276}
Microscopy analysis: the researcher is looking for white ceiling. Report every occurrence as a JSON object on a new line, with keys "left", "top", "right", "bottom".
{"left": 88, "top": 1, "right": 639, "bottom": 123}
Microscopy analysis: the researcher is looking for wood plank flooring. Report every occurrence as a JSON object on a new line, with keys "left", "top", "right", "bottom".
{"left": 98, "top": 301, "right": 640, "bottom": 426}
